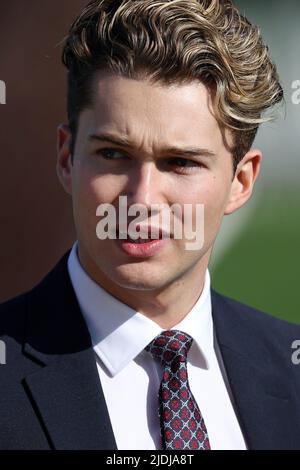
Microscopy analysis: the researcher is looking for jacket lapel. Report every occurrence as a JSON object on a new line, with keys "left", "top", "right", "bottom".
{"left": 211, "top": 289, "right": 300, "bottom": 450}
{"left": 23, "top": 252, "right": 117, "bottom": 450}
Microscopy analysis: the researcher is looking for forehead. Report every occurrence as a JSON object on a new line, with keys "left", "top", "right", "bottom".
{"left": 80, "top": 71, "right": 230, "bottom": 152}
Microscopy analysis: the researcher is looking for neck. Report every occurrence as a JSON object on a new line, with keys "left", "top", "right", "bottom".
{"left": 77, "top": 245, "right": 211, "bottom": 329}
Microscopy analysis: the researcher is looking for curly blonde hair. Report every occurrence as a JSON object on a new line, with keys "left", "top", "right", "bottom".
{"left": 62, "top": 0, "right": 283, "bottom": 170}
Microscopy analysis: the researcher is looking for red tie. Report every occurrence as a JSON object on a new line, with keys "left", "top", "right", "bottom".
{"left": 146, "top": 330, "right": 211, "bottom": 450}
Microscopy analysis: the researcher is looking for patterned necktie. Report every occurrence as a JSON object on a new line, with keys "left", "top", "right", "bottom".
{"left": 146, "top": 330, "right": 211, "bottom": 450}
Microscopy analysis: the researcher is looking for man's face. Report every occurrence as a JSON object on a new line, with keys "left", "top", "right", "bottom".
{"left": 58, "top": 71, "right": 260, "bottom": 293}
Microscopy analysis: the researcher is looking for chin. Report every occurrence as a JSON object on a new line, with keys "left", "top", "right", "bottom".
{"left": 111, "top": 265, "right": 172, "bottom": 292}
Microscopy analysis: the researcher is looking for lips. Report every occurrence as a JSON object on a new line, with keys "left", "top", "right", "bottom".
{"left": 116, "top": 225, "right": 170, "bottom": 241}
{"left": 116, "top": 237, "right": 168, "bottom": 258}
{"left": 125, "top": 237, "right": 154, "bottom": 244}
{"left": 114, "top": 224, "right": 170, "bottom": 258}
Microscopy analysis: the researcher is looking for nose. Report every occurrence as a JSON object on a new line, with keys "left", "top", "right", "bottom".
{"left": 126, "top": 161, "right": 166, "bottom": 209}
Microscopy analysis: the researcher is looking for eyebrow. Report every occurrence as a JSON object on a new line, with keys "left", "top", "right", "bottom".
{"left": 89, "top": 132, "right": 216, "bottom": 158}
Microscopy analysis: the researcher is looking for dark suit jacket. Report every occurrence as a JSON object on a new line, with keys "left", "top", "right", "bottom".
{"left": 0, "top": 251, "right": 300, "bottom": 450}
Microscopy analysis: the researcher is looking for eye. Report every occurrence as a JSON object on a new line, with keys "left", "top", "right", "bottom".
{"left": 95, "top": 148, "right": 128, "bottom": 160}
{"left": 167, "top": 157, "right": 202, "bottom": 173}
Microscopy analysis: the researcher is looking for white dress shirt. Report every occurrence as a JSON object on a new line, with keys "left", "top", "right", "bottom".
{"left": 68, "top": 242, "right": 247, "bottom": 450}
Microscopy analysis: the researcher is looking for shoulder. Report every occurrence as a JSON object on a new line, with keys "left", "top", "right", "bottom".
{"left": 212, "top": 288, "right": 300, "bottom": 332}
{"left": 0, "top": 290, "right": 30, "bottom": 368}
{"left": 211, "top": 289, "right": 300, "bottom": 358}
{"left": 0, "top": 250, "right": 71, "bottom": 349}
{"left": 0, "top": 291, "right": 29, "bottom": 335}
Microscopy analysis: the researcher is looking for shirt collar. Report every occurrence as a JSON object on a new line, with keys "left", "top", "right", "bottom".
{"left": 68, "top": 242, "right": 213, "bottom": 377}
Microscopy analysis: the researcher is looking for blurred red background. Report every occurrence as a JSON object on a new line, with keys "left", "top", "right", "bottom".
{"left": 0, "top": 1, "right": 87, "bottom": 301}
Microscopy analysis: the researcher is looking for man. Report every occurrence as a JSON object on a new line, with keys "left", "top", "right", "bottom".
{"left": 0, "top": 0, "right": 300, "bottom": 450}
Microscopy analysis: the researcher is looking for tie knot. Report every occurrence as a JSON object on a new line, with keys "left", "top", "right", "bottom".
{"left": 146, "top": 330, "right": 193, "bottom": 367}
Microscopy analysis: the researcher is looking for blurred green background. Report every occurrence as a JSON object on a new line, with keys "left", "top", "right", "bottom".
{"left": 210, "top": 0, "right": 300, "bottom": 323}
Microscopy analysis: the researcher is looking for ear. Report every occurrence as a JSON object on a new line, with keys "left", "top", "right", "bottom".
{"left": 224, "top": 149, "right": 262, "bottom": 215}
{"left": 56, "top": 123, "right": 73, "bottom": 195}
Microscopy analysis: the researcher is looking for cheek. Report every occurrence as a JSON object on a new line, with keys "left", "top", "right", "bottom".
{"left": 71, "top": 168, "right": 100, "bottom": 233}
{"left": 178, "top": 175, "right": 229, "bottom": 210}
{"left": 73, "top": 172, "right": 128, "bottom": 242}
{"left": 185, "top": 176, "right": 231, "bottom": 232}
{"left": 167, "top": 179, "right": 226, "bottom": 249}
{"left": 74, "top": 169, "right": 125, "bottom": 207}
{"left": 201, "top": 178, "right": 231, "bottom": 235}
